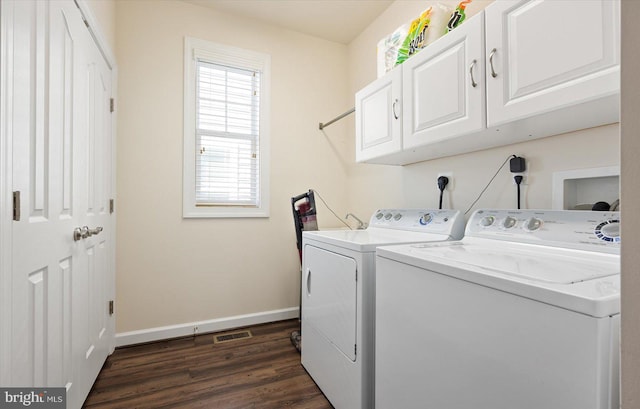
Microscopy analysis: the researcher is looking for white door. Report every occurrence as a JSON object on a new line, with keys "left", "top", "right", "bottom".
{"left": 402, "top": 11, "right": 485, "bottom": 150}
{"left": 485, "top": 0, "right": 620, "bottom": 127}
{"left": 302, "top": 245, "right": 357, "bottom": 361}
{"left": 72, "top": 1, "right": 114, "bottom": 403}
{"left": 355, "top": 67, "right": 402, "bottom": 163}
{"left": 4, "top": 1, "right": 114, "bottom": 408}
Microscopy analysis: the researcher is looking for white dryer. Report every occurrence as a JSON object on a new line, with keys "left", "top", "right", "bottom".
{"left": 301, "top": 209, "right": 464, "bottom": 409}
{"left": 375, "top": 209, "right": 620, "bottom": 409}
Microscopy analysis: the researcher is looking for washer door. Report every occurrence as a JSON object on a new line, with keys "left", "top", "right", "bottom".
{"left": 303, "top": 245, "right": 357, "bottom": 361}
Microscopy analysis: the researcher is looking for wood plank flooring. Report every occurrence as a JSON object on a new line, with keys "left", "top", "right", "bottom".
{"left": 83, "top": 320, "right": 333, "bottom": 409}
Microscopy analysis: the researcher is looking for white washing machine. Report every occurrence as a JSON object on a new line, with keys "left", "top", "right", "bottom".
{"left": 301, "top": 209, "right": 464, "bottom": 409}
{"left": 375, "top": 209, "right": 620, "bottom": 409}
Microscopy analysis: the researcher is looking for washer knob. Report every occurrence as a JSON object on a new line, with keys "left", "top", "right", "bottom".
{"left": 503, "top": 216, "right": 517, "bottom": 229}
{"left": 601, "top": 222, "right": 620, "bottom": 239}
{"left": 524, "top": 217, "right": 542, "bottom": 231}
{"left": 480, "top": 216, "right": 495, "bottom": 227}
{"left": 595, "top": 220, "right": 620, "bottom": 242}
{"left": 384, "top": 213, "right": 393, "bottom": 220}
{"left": 376, "top": 212, "right": 384, "bottom": 220}
{"left": 394, "top": 213, "right": 402, "bottom": 221}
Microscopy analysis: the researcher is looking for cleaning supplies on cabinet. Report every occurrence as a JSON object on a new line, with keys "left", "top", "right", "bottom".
{"left": 377, "top": 3, "right": 454, "bottom": 76}
{"left": 445, "top": 0, "right": 473, "bottom": 34}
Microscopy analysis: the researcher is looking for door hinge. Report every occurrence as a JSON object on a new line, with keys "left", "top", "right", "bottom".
{"left": 110, "top": 98, "right": 115, "bottom": 113}
{"left": 12, "top": 191, "right": 20, "bottom": 221}
{"left": 109, "top": 300, "right": 114, "bottom": 316}
{"left": 109, "top": 198, "right": 114, "bottom": 214}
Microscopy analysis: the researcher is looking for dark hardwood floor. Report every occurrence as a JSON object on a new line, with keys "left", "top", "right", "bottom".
{"left": 84, "top": 320, "right": 333, "bottom": 409}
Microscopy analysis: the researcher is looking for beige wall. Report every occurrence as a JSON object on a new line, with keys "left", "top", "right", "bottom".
{"left": 345, "top": 0, "right": 620, "bottom": 218}
{"left": 114, "top": 0, "right": 350, "bottom": 332}
{"left": 621, "top": 0, "right": 640, "bottom": 406}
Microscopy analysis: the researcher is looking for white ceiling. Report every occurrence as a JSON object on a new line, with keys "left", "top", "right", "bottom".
{"left": 182, "top": 0, "right": 394, "bottom": 44}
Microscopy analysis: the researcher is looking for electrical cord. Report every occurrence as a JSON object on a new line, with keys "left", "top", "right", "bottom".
{"left": 514, "top": 175, "right": 523, "bottom": 209}
{"left": 437, "top": 176, "right": 449, "bottom": 210}
{"left": 463, "top": 155, "right": 516, "bottom": 215}
{"left": 311, "top": 189, "right": 353, "bottom": 230}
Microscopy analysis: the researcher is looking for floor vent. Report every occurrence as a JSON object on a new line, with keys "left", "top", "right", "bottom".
{"left": 213, "top": 330, "right": 253, "bottom": 344}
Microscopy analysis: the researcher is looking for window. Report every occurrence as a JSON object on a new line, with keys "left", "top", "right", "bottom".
{"left": 184, "top": 37, "right": 270, "bottom": 218}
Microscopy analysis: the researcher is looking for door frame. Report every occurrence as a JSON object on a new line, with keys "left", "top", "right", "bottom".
{"left": 0, "top": 0, "right": 118, "bottom": 387}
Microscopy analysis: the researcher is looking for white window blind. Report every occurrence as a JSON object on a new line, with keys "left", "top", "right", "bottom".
{"left": 195, "top": 61, "right": 261, "bottom": 206}
{"left": 184, "top": 37, "right": 270, "bottom": 218}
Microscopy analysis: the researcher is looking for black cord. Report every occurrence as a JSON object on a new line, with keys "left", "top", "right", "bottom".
{"left": 514, "top": 175, "right": 523, "bottom": 209}
{"left": 463, "top": 155, "right": 516, "bottom": 215}
{"left": 437, "top": 176, "right": 449, "bottom": 210}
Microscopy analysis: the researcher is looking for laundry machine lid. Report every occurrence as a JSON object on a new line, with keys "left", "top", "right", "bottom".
{"left": 376, "top": 239, "right": 620, "bottom": 318}
{"left": 303, "top": 228, "right": 455, "bottom": 252}
{"left": 407, "top": 240, "right": 618, "bottom": 284}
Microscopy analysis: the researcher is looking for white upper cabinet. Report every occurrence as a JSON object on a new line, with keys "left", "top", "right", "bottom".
{"left": 485, "top": 0, "right": 620, "bottom": 127}
{"left": 403, "top": 11, "right": 485, "bottom": 150}
{"left": 355, "top": 67, "right": 402, "bottom": 163}
{"left": 355, "top": 0, "right": 620, "bottom": 165}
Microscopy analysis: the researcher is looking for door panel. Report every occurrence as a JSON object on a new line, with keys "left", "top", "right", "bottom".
{"left": 303, "top": 245, "right": 357, "bottom": 361}
{"left": 485, "top": 0, "right": 620, "bottom": 127}
{"left": 4, "top": 1, "right": 114, "bottom": 408}
{"left": 403, "top": 11, "right": 485, "bottom": 149}
{"left": 355, "top": 68, "right": 402, "bottom": 162}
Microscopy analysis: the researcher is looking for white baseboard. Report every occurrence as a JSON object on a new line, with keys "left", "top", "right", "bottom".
{"left": 115, "top": 307, "right": 299, "bottom": 347}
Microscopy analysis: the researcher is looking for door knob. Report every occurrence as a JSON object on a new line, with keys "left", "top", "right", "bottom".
{"left": 73, "top": 226, "right": 88, "bottom": 241}
{"left": 86, "top": 226, "right": 103, "bottom": 237}
{"left": 73, "top": 226, "right": 103, "bottom": 241}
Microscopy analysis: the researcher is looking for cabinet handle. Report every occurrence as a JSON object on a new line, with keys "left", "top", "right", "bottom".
{"left": 489, "top": 48, "right": 498, "bottom": 78}
{"left": 392, "top": 99, "right": 399, "bottom": 120}
{"left": 469, "top": 59, "right": 478, "bottom": 88}
{"left": 306, "top": 269, "right": 312, "bottom": 296}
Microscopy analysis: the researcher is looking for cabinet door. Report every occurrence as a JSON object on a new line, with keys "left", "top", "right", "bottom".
{"left": 485, "top": 0, "right": 620, "bottom": 127}
{"left": 355, "top": 68, "right": 402, "bottom": 163}
{"left": 402, "top": 11, "right": 485, "bottom": 150}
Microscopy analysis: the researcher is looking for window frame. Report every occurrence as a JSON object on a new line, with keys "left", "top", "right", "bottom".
{"left": 183, "top": 37, "right": 270, "bottom": 218}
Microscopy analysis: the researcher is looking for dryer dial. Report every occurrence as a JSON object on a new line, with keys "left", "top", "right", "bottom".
{"left": 419, "top": 213, "right": 433, "bottom": 225}
{"left": 502, "top": 216, "right": 517, "bottom": 229}
{"left": 524, "top": 217, "right": 542, "bottom": 232}
{"left": 479, "top": 216, "right": 495, "bottom": 227}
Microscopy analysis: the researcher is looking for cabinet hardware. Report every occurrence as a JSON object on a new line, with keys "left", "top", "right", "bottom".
{"left": 489, "top": 48, "right": 498, "bottom": 78}
{"left": 469, "top": 59, "right": 478, "bottom": 88}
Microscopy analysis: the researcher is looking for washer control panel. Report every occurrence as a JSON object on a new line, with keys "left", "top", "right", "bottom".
{"left": 370, "top": 209, "right": 465, "bottom": 239}
{"left": 467, "top": 209, "right": 620, "bottom": 253}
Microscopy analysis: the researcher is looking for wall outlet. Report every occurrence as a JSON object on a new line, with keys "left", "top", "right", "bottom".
{"left": 437, "top": 172, "right": 454, "bottom": 191}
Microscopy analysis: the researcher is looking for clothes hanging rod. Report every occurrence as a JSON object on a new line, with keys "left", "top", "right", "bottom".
{"left": 319, "top": 107, "right": 355, "bottom": 130}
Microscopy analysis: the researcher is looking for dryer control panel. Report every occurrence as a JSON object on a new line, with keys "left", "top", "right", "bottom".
{"left": 467, "top": 209, "right": 620, "bottom": 254}
{"left": 370, "top": 209, "right": 465, "bottom": 239}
